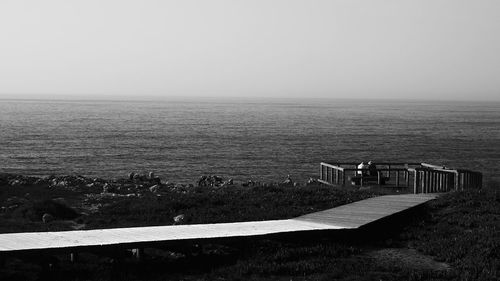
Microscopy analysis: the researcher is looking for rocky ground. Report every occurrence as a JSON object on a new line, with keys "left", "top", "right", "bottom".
{"left": 0, "top": 172, "right": 352, "bottom": 233}
{"left": 0, "top": 173, "right": 498, "bottom": 281}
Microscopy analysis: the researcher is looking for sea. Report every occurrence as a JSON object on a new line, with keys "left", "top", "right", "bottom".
{"left": 1, "top": 98, "right": 499, "bottom": 184}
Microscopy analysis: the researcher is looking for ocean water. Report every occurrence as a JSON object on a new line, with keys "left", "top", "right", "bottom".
{"left": 1, "top": 98, "right": 499, "bottom": 184}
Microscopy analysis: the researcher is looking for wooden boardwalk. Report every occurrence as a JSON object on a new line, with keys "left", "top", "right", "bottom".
{"left": 0, "top": 194, "right": 438, "bottom": 254}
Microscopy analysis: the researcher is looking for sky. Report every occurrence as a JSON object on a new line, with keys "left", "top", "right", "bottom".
{"left": 0, "top": 0, "right": 499, "bottom": 101}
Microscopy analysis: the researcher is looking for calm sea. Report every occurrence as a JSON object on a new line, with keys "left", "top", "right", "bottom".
{"left": 1, "top": 98, "right": 499, "bottom": 184}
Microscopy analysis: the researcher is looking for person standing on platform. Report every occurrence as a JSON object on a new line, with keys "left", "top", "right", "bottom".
{"left": 368, "top": 161, "right": 378, "bottom": 176}
{"left": 357, "top": 162, "right": 367, "bottom": 176}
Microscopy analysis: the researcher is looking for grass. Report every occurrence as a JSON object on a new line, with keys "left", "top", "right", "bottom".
{"left": 82, "top": 185, "right": 378, "bottom": 229}
{"left": 1, "top": 177, "right": 499, "bottom": 281}
{"left": 398, "top": 185, "right": 500, "bottom": 281}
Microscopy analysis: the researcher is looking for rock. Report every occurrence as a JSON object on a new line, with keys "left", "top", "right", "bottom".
{"left": 123, "top": 183, "right": 135, "bottom": 189}
{"left": 42, "top": 213, "right": 54, "bottom": 223}
{"left": 8, "top": 179, "right": 22, "bottom": 186}
{"left": 149, "top": 184, "right": 160, "bottom": 193}
{"left": 173, "top": 214, "right": 185, "bottom": 225}
{"left": 128, "top": 172, "right": 135, "bottom": 180}
{"left": 7, "top": 204, "right": 19, "bottom": 210}
{"left": 306, "top": 178, "right": 319, "bottom": 186}
{"left": 56, "top": 181, "right": 68, "bottom": 187}
{"left": 102, "top": 183, "right": 110, "bottom": 193}
{"left": 197, "top": 175, "right": 225, "bottom": 187}
{"left": 281, "top": 175, "right": 294, "bottom": 186}
{"left": 148, "top": 172, "right": 155, "bottom": 180}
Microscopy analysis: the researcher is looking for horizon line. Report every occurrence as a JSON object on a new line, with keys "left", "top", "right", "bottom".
{"left": 0, "top": 95, "right": 499, "bottom": 104}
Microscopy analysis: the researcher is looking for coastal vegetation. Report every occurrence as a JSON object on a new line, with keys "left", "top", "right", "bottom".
{"left": 0, "top": 174, "right": 498, "bottom": 280}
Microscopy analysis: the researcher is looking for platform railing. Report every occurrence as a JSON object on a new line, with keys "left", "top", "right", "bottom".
{"left": 319, "top": 162, "right": 482, "bottom": 194}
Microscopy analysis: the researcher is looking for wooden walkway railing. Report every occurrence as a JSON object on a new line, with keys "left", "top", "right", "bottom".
{"left": 319, "top": 162, "right": 482, "bottom": 193}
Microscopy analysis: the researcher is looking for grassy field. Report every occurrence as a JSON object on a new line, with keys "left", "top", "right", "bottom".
{"left": 0, "top": 176, "right": 498, "bottom": 281}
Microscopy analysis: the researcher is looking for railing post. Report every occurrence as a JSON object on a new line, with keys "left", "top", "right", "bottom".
{"left": 432, "top": 172, "right": 437, "bottom": 193}
{"left": 342, "top": 171, "right": 346, "bottom": 186}
{"left": 133, "top": 248, "right": 143, "bottom": 260}
{"left": 422, "top": 171, "right": 426, "bottom": 193}
{"left": 70, "top": 252, "right": 78, "bottom": 263}
{"left": 438, "top": 172, "right": 442, "bottom": 192}
{"left": 443, "top": 172, "right": 448, "bottom": 192}
{"left": 320, "top": 164, "right": 323, "bottom": 181}
{"left": 395, "top": 170, "right": 400, "bottom": 187}
{"left": 405, "top": 170, "right": 409, "bottom": 187}
{"left": 428, "top": 171, "right": 432, "bottom": 193}
{"left": 413, "top": 169, "right": 419, "bottom": 194}
{"left": 327, "top": 167, "right": 331, "bottom": 184}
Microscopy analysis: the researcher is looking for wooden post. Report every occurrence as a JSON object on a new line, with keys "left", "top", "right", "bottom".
{"left": 320, "top": 164, "right": 323, "bottom": 181}
{"left": 427, "top": 171, "right": 432, "bottom": 193}
{"left": 422, "top": 171, "right": 429, "bottom": 193}
{"left": 427, "top": 171, "right": 433, "bottom": 193}
{"left": 324, "top": 166, "right": 328, "bottom": 183}
{"left": 395, "top": 171, "right": 400, "bottom": 187}
{"left": 405, "top": 170, "right": 410, "bottom": 187}
{"left": 432, "top": 172, "right": 437, "bottom": 193}
{"left": 428, "top": 171, "right": 432, "bottom": 193}
{"left": 432, "top": 172, "right": 438, "bottom": 192}
{"left": 438, "top": 172, "right": 442, "bottom": 192}
{"left": 377, "top": 171, "right": 382, "bottom": 185}
{"left": 413, "top": 170, "right": 419, "bottom": 194}
{"left": 387, "top": 165, "right": 391, "bottom": 179}
{"left": 335, "top": 169, "right": 339, "bottom": 185}
{"left": 70, "top": 252, "right": 78, "bottom": 263}
{"left": 133, "top": 248, "right": 143, "bottom": 260}
{"left": 455, "top": 172, "right": 460, "bottom": 191}
{"left": 450, "top": 172, "right": 454, "bottom": 191}
{"left": 326, "top": 167, "right": 333, "bottom": 183}
{"left": 427, "top": 171, "right": 434, "bottom": 193}
{"left": 342, "top": 171, "right": 346, "bottom": 186}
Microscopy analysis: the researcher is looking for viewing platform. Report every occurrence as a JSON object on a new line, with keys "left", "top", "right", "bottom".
{"left": 318, "top": 162, "right": 482, "bottom": 193}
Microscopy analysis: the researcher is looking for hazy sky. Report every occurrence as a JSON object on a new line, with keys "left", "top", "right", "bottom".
{"left": 1, "top": 0, "right": 499, "bottom": 101}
